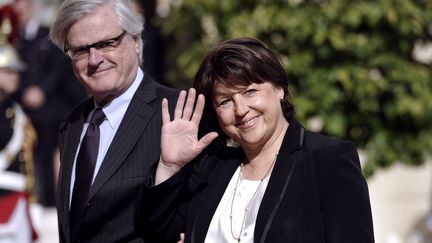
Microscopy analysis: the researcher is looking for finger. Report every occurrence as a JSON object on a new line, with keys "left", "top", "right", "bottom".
{"left": 191, "top": 93, "right": 205, "bottom": 124}
{"left": 182, "top": 88, "right": 196, "bottom": 120}
{"left": 174, "top": 90, "right": 187, "bottom": 119}
{"left": 197, "top": 132, "right": 219, "bottom": 150}
{"left": 161, "top": 98, "right": 170, "bottom": 125}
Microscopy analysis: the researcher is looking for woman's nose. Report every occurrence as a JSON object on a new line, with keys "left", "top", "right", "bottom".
{"left": 234, "top": 98, "right": 248, "bottom": 116}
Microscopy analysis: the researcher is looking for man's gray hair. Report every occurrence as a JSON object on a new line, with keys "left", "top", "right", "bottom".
{"left": 49, "top": 0, "right": 144, "bottom": 64}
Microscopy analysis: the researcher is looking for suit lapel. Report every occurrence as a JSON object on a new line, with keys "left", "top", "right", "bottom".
{"left": 254, "top": 119, "right": 305, "bottom": 243}
{"left": 88, "top": 76, "right": 157, "bottom": 199}
{"left": 58, "top": 100, "right": 93, "bottom": 240}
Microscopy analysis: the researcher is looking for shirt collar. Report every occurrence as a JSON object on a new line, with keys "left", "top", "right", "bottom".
{"left": 24, "top": 17, "right": 40, "bottom": 40}
{"left": 96, "top": 68, "right": 144, "bottom": 129}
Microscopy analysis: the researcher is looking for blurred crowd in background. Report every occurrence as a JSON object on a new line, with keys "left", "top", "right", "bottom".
{"left": 0, "top": 0, "right": 85, "bottom": 242}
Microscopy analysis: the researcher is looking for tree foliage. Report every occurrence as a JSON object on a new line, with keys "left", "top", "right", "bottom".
{"left": 157, "top": 0, "right": 432, "bottom": 176}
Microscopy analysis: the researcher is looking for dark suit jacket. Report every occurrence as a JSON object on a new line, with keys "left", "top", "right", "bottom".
{"left": 57, "top": 75, "right": 178, "bottom": 243}
{"left": 136, "top": 119, "right": 374, "bottom": 243}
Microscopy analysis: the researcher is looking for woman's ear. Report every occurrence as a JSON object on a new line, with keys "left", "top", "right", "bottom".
{"left": 277, "top": 88, "right": 284, "bottom": 101}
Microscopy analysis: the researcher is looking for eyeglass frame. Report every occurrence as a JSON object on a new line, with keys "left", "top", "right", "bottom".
{"left": 63, "top": 31, "right": 127, "bottom": 60}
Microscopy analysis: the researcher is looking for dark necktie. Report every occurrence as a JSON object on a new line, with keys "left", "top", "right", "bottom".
{"left": 70, "top": 108, "right": 105, "bottom": 239}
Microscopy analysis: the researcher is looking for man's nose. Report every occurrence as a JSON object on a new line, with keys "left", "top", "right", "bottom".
{"left": 87, "top": 48, "right": 104, "bottom": 65}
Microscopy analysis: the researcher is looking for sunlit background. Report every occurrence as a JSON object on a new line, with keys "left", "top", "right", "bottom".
{"left": 0, "top": 0, "right": 431, "bottom": 243}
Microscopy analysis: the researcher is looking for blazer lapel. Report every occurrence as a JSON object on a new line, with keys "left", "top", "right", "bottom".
{"left": 88, "top": 77, "right": 157, "bottom": 199}
{"left": 190, "top": 157, "right": 240, "bottom": 243}
{"left": 254, "top": 119, "right": 305, "bottom": 243}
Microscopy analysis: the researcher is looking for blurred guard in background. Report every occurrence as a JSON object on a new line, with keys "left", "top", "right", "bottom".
{"left": 12, "top": 0, "right": 87, "bottom": 207}
{"left": 130, "top": 0, "right": 165, "bottom": 84}
{"left": 0, "top": 4, "right": 38, "bottom": 243}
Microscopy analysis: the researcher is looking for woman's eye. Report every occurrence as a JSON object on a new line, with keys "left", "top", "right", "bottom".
{"left": 217, "top": 99, "right": 231, "bottom": 107}
{"left": 245, "top": 89, "right": 257, "bottom": 95}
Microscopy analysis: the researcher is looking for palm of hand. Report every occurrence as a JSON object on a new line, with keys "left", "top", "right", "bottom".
{"left": 160, "top": 89, "right": 218, "bottom": 169}
{"left": 161, "top": 117, "right": 202, "bottom": 167}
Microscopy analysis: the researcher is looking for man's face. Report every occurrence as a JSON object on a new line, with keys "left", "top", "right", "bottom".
{"left": 13, "top": 0, "right": 33, "bottom": 28}
{"left": 0, "top": 69, "right": 20, "bottom": 95}
{"left": 65, "top": 5, "right": 140, "bottom": 105}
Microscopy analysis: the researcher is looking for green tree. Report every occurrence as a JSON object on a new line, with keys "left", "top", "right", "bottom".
{"left": 157, "top": 0, "right": 432, "bottom": 176}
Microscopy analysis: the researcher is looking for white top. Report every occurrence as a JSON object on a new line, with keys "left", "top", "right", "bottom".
{"left": 69, "top": 68, "right": 144, "bottom": 207}
{"left": 205, "top": 166, "right": 270, "bottom": 243}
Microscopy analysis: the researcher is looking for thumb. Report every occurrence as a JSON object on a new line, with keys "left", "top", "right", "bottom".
{"left": 197, "top": 132, "right": 219, "bottom": 150}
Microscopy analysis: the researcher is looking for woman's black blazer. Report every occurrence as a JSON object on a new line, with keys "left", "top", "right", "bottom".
{"left": 136, "top": 119, "right": 374, "bottom": 243}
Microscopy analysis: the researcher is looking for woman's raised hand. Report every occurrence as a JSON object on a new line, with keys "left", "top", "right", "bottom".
{"left": 156, "top": 88, "right": 218, "bottom": 185}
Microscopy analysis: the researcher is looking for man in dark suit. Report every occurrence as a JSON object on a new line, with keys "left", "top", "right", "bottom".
{"left": 49, "top": 0, "right": 179, "bottom": 242}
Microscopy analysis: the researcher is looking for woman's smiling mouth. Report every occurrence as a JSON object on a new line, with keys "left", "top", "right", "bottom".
{"left": 235, "top": 115, "right": 260, "bottom": 129}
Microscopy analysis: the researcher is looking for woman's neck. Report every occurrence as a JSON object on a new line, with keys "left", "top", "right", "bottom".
{"left": 241, "top": 120, "right": 289, "bottom": 180}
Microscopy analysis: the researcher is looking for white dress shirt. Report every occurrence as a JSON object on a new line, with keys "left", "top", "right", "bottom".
{"left": 69, "top": 68, "right": 144, "bottom": 207}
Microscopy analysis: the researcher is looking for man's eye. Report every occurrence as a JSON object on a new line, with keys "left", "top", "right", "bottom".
{"left": 74, "top": 47, "right": 88, "bottom": 56}
{"left": 97, "top": 40, "right": 117, "bottom": 49}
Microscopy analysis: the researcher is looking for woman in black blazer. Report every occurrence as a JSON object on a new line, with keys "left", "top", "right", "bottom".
{"left": 136, "top": 37, "right": 374, "bottom": 243}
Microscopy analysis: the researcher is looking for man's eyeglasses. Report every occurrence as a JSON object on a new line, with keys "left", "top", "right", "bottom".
{"left": 64, "top": 31, "right": 127, "bottom": 60}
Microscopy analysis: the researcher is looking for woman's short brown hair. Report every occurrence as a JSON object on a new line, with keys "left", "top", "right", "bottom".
{"left": 193, "top": 37, "right": 295, "bottom": 143}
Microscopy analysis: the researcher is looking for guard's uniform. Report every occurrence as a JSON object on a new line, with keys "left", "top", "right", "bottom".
{"left": 0, "top": 4, "right": 39, "bottom": 242}
{"left": 0, "top": 98, "right": 38, "bottom": 243}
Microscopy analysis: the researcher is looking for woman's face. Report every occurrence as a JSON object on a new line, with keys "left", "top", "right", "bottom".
{"left": 213, "top": 81, "right": 286, "bottom": 151}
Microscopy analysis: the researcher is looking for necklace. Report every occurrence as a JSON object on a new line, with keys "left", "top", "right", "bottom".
{"left": 229, "top": 153, "right": 278, "bottom": 242}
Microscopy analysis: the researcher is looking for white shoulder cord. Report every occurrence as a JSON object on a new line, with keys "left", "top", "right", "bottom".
{"left": 0, "top": 103, "right": 27, "bottom": 192}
